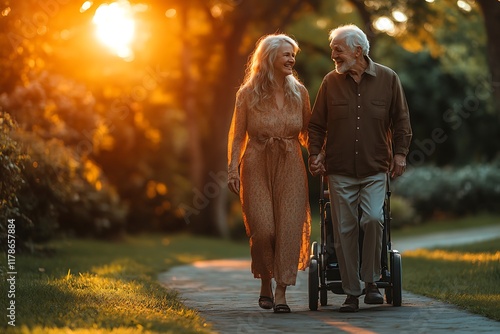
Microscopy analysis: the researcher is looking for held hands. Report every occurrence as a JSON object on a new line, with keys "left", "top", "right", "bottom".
{"left": 390, "top": 154, "right": 407, "bottom": 179}
{"left": 308, "top": 152, "right": 326, "bottom": 176}
{"left": 228, "top": 177, "right": 240, "bottom": 195}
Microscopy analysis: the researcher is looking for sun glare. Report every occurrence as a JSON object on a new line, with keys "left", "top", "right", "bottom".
{"left": 374, "top": 16, "right": 396, "bottom": 35}
{"left": 457, "top": 0, "right": 472, "bottom": 12}
{"left": 93, "top": 0, "right": 136, "bottom": 60}
{"left": 392, "top": 10, "right": 408, "bottom": 23}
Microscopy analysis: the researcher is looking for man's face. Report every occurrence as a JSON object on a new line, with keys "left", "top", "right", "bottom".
{"left": 330, "top": 37, "right": 357, "bottom": 74}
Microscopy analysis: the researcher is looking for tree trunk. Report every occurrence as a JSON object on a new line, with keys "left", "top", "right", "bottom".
{"left": 202, "top": 42, "right": 248, "bottom": 238}
{"left": 186, "top": 4, "right": 252, "bottom": 238}
{"left": 348, "top": 0, "right": 377, "bottom": 48}
{"left": 181, "top": 4, "right": 203, "bottom": 191}
{"left": 477, "top": 0, "right": 500, "bottom": 112}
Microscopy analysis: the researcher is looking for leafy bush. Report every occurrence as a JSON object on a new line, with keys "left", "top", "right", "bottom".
{"left": 393, "top": 164, "right": 500, "bottom": 219}
{"left": 1, "top": 111, "right": 127, "bottom": 252}
{"left": 389, "top": 195, "right": 419, "bottom": 229}
{"left": 16, "top": 130, "right": 128, "bottom": 239}
{"left": 1, "top": 71, "right": 183, "bottom": 235}
{"left": 0, "top": 112, "right": 31, "bottom": 251}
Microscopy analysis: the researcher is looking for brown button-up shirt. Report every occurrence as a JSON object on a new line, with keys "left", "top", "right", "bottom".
{"left": 308, "top": 57, "right": 412, "bottom": 178}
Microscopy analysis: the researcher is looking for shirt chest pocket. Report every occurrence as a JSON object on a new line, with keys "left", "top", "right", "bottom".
{"left": 329, "top": 99, "right": 349, "bottom": 120}
{"left": 370, "top": 100, "right": 387, "bottom": 120}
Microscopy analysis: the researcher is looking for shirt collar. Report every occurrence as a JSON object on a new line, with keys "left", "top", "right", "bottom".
{"left": 364, "top": 56, "right": 377, "bottom": 77}
{"left": 340, "top": 55, "right": 376, "bottom": 80}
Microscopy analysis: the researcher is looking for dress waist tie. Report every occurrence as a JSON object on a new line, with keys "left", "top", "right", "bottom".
{"left": 252, "top": 136, "right": 296, "bottom": 190}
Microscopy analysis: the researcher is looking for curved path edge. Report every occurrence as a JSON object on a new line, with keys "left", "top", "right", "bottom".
{"left": 159, "top": 225, "right": 500, "bottom": 333}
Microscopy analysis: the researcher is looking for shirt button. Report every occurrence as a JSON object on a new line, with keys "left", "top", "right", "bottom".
{"left": 357, "top": 116, "right": 360, "bottom": 120}
{"left": 357, "top": 127, "right": 360, "bottom": 129}
{"left": 358, "top": 105, "right": 360, "bottom": 108}
{"left": 355, "top": 152, "right": 359, "bottom": 155}
{"left": 358, "top": 93, "right": 361, "bottom": 96}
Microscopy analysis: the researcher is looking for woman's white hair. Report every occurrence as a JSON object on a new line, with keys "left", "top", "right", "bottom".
{"left": 329, "top": 24, "right": 370, "bottom": 56}
{"left": 240, "top": 34, "right": 302, "bottom": 111}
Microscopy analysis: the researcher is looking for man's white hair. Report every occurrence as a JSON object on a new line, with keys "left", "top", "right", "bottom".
{"left": 329, "top": 24, "right": 370, "bottom": 56}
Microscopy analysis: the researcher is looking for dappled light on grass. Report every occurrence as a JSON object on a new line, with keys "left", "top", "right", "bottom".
{"left": 460, "top": 294, "right": 500, "bottom": 303}
{"left": 29, "top": 266, "right": 207, "bottom": 333}
{"left": 456, "top": 293, "right": 500, "bottom": 316}
{"left": 404, "top": 249, "right": 500, "bottom": 263}
{"left": 175, "top": 254, "right": 206, "bottom": 264}
{"left": 14, "top": 325, "right": 158, "bottom": 333}
{"left": 91, "top": 262, "right": 136, "bottom": 277}
{"left": 90, "top": 258, "right": 149, "bottom": 278}
{"left": 403, "top": 238, "right": 500, "bottom": 321}
{"left": 0, "top": 234, "right": 249, "bottom": 333}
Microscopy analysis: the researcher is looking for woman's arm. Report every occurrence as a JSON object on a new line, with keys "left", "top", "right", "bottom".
{"left": 227, "top": 89, "right": 249, "bottom": 194}
{"left": 299, "top": 85, "right": 312, "bottom": 148}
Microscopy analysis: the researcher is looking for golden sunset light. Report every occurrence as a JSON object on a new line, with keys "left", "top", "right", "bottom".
{"left": 92, "top": 0, "right": 136, "bottom": 60}
{"left": 1, "top": 0, "right": 499, "bottom": 331}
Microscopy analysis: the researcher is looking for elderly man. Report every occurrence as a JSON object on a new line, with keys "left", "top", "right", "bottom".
{"left": 308, "top": 24, "right": 412, "bottom": 312}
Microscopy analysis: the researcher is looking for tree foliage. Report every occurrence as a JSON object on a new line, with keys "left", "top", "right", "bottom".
{"left": 0, "top": 112, "right": 29, "bottom": 246}
{"left": 0, "top": 0, "right": 498, "bottom": 245}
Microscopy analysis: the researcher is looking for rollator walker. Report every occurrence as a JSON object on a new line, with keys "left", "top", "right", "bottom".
{"left": 308, "top": 175, "right": 402, "bottom": 310}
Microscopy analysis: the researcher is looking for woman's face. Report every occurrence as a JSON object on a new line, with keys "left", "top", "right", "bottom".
{"left": 273, "top": 42, "right": 296, "bottom": 79}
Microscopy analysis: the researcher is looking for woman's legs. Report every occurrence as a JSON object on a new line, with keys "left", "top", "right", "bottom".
{"left": 274, "top": 283, "right": 287, "bottom": 305}
{"left": 260, "top": 277, "right": 273, "bottom": 297}
{"left": 258, "top": 277, "right": 274, "bottom": 309}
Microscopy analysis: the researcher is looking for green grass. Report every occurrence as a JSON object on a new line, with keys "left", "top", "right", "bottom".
{"left": 402, "top": 237, "right": 500, "bottom": 321}
{"left": 392, "top": 213, "right": 500, "bottom": 239}
{"left": 0, "top": 234, "right": 249, "bottom": 333}
{"left": 311, "top": 212, "right": 500, "bottom": 320}
{"left": 1, "top": 214, "right": 499, "bottom": 332}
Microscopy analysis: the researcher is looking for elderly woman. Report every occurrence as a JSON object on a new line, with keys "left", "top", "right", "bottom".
{"left": 228, "top": 34, "right": 311, "bottom": 313}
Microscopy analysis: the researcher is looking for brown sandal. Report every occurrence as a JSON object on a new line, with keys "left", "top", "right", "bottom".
{"left": 258, "top": 296, "right": 274, "bottom": 309}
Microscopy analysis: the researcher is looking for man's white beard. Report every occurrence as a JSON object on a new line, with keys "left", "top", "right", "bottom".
{"left": 335, "top": 58, "right": 356, "bottom": 74}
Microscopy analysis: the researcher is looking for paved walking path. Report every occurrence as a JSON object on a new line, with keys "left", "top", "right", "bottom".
{"left": 158, "top": 225, "right": 500, "bottom": 333}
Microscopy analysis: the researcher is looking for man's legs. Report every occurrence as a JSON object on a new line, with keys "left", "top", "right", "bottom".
{"left": 328, "top": 173, "right": 386, "bottom": 310}
{"left": 328, "top": 175, "right": 363, "bottom": 297}
{"left": 359, "top": 173, "right": 386, "bottom": 304}
{"left": 359, "top": 173, "right": 386, "bottom": 283}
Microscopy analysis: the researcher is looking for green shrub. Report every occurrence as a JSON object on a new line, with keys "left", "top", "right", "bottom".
{"left": 389, "top": 195, "right": 419, "bottom": 229}
{"left": 0, "top": 112, "right": 31, "bottom": 251}
{"left": 15, "top": 130, "right": 128, "bottom": 240}
{"left": 1, "top": 71, "right": 182, "bottom": 235}
{"left": 393, "top": 164, "right": 500, "bottom": 219}
{"left": 1, "top": 111, "right": 128, "bottom": 252}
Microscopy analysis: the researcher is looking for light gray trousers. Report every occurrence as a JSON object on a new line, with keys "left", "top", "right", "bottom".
{"left": 328, "top": 173, "right": 386, "bottom": 296}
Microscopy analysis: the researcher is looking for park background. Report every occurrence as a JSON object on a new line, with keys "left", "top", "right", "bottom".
{"left": 1, "top": 0, "right": 500, "bottom": 332}
{"left": 2, "top": 0, "right": 499, "bottom": 247}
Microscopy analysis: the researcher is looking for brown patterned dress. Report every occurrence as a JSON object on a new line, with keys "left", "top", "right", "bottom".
{"left": 228, "top": 84, "right": 312, "bottom": 286}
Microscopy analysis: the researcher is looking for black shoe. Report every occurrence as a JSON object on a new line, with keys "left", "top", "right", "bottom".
{"left": 364, "top": 283, "right": 384, "bottom": 304}
{"left": 339, "top": 295, "right": 359, "bottom": 312}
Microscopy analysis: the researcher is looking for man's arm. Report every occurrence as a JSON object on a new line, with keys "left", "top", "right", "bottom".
{"left": 308, "top": 78, "right": 329, "bottom": 175}
{"left": 390, "top": 73, "right": 412, "bottom": 157}
{"left": 308, "top": 78, "right": 328, "bottom": 156}
{"left": 390, "top": 73, "right": 412, "bottom": 178}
